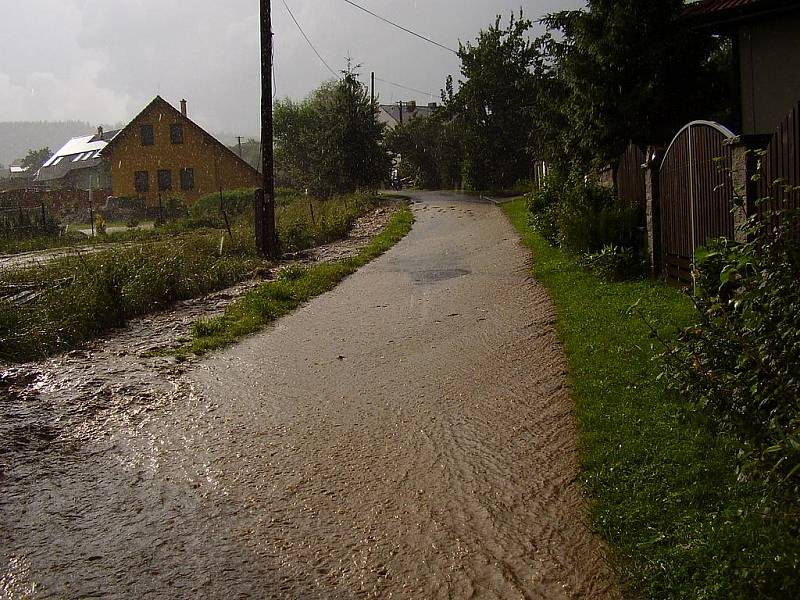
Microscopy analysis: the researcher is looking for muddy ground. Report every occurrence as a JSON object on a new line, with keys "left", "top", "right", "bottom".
{"left": 0, "top": 192, "right": 618, "bottom": 599}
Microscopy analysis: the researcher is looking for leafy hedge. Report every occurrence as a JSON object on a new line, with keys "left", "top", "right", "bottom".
{"left": 525, "top": 170, "right": 644, "bottom": 278}
{"left": 661, "top": 212, "right": 800, "bottom": 490}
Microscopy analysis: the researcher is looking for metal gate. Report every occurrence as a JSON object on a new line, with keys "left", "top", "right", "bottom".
{"left": 659, "top": 121, "right": 737, "bottom": 283}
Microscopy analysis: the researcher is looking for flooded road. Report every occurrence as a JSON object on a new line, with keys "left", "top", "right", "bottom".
{"left": 1, "top": 192, "right": 618, "bottom": 599}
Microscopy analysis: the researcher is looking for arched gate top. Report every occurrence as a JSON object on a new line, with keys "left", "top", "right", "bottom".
{"left": 661, "top": 120, "right": 737, "bottom": 168}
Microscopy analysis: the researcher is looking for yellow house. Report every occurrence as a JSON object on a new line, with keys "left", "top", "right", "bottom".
{"left": 102, "top": 96, "right": 260, "bottom": 206}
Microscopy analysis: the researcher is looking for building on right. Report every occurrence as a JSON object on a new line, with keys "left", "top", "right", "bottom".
{"left": 682, "top": 0, "right": 800, "bottom": 135}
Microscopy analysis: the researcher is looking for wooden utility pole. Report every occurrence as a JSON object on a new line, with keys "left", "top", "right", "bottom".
{"left": 237, "top": 136, "right": 244, "bottom": 158}
{"left": 371, "top": 71, "right": 375, "bottom": 109}
{"left": 258, "top": 0, "right": 278, "bottom": 259}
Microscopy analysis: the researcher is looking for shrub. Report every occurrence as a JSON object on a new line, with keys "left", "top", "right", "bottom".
{"left": 660, "top": 212, "right": 800, "bottom": 488}
{"left": 582, "top": 244, "right": 646, "bottom": 281}
{"left": 526, "top": 171, "right": 643, "bottom": 257}
{"left": 558, "top": 175, "right": 640, "bottom": 254}
{"left": 524, "top": 171, "right": 564, "bottom": 244}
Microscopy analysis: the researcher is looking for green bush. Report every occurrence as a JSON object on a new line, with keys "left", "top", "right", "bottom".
{"left": 582, "top": 244, "right": 646, "bottom": 281}
{"left": 661, "top": 212, "right": 800, "bottom": 489}
{"left": 526, "top": 171, "right": 642, "bottom": 258}
{"left": 524, "top": 171, "right": 563, "bottom": 244}
{"left": 558, "top": 175, "right": 640, "bottom": 254}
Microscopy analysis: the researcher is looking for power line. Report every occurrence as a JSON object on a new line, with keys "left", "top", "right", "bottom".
{"left": 341, "top": 0, "right": 458, "bottom": 55}
{"left": 281, "top": 0, "right": 339, "bottom": 78}
{"left": 374, "top": 76, "right": 434, "bottom": 98}
{"left": 281, "top": 0, "right": 436, "bottom": 100}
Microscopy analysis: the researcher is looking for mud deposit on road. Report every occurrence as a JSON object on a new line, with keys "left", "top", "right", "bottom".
{"left": 0, "top": 194, "right": 618, "bottom": 599}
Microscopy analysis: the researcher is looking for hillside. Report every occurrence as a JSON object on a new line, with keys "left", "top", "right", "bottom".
{"left": 0, "top": 121, "right": 94, "bottom": 166}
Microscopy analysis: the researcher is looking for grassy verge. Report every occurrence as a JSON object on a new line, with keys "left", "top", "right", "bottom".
{"left": 0, "top": 193, "right": 384, "bottom": 364}
{"left": 186, "top": 204, "right": 414, "bottom": 355}
{"left": 503, "top": 199, "right": 800, "bottom": 599}
{"left": 0, "top": 233, "right": 260, "bottom": 364}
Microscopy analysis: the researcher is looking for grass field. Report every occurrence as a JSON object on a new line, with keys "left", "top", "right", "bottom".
{"left": 503, "top": 199, "right": 800, "bottom": 599}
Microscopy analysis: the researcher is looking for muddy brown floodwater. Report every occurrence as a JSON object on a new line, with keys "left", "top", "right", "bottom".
{"left": 0, "top": 192, "right": 619, "bottom": 599}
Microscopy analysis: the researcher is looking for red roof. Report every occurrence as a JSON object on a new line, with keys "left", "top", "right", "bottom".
{"left": 682, "top": 0, "right": 760, "bottom": 19}
{"left": 681, "top": 0, "right": 800, "bottom": 25}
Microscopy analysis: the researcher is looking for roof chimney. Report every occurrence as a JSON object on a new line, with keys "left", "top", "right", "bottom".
{"left": 180, "top": 99, "right": 187, "bottom": 117}
{"left": 97, "top": 125, "right": 104, "bottom": 138}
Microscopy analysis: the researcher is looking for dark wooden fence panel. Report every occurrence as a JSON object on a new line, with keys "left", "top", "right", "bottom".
{"left": 757, "top": 102, "right": 800, "bottom": 221}
{"left": 659, "top": 121, "right": 736, "bottom": 284}
{"left": 616, "top": 142, "right": 647, "bottom": 216}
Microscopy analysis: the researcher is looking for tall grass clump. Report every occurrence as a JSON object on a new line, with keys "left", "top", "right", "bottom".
{"left": 0, "top": 234, "right": 260, "bottom": 363}
{"left": 170, "top": 188, "right": 374, "bottom": 254}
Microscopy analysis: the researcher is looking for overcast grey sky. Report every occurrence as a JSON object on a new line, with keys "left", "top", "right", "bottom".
{"left": 1, "top": 0, "right": 582, "bottom": 136}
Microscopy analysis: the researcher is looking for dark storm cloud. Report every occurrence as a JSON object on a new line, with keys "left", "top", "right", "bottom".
{"left": 0, "top": 1, "right": 582, "bottom": 135}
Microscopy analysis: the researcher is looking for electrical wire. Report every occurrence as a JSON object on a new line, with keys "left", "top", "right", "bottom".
{"left": 374, "top": 76, "right": 434, "bottom": 98}
{"left": 280, "top": 0, "right": 436, "bottom": 99}
{"left": 340, "top": 0, "right": 458, "bottom": 55}
{"left": 281, "top": 0, "right": 340, "bottom": 78}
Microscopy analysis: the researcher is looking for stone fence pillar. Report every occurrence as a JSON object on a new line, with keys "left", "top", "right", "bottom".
{"left": 728, "top": 135, "right": 770, "bottom": 243}
{"left": 643, "top": 146, "right": 663, "bottom": 275}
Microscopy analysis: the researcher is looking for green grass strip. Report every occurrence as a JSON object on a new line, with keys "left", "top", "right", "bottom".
{"left": 187, "top": 204, "right": 414, "bottom": 355}
{"left": 503, "top": 199, "right": 800, "bottom": 599}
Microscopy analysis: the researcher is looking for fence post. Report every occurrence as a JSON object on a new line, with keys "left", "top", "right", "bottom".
{"left": 644, "top": 145, "right": 663, "bottom": 275}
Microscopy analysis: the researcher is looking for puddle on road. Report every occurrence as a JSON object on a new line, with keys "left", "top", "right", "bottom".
{"left": 411, "top": 268, "right": 470, "bottom": 284}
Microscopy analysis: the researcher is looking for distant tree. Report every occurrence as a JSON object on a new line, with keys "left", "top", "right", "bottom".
{"left": 274, "top": 67, "right": 390, "bottom": 197}
{"left": 228, "top": 138, "right": 262, "bottom": 173}
{"left": 384, "top": 111, "right": 462, "bottom": 189}
{"left": 444, "top": 13, "right": 540, "bottom": 191}
{"left": 19, "top": 147, "right": 52, "bottom": 171}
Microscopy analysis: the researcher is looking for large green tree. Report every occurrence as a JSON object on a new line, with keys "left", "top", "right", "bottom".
{"left": 274, "top": 69, "right": 390, "bottom": 197}
{"left": 444, "top": 13, "right": 541, "bottom": 191}
{"left": 539, "top": 0, "right": 726, "bottom": 170}
{"left": 384, "top": 110, "right": 462, "bottom": 189}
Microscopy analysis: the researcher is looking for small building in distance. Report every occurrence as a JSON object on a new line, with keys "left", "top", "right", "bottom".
{"left": 34, "top": 127, "right": 119, "bottom": 190}
{"left": 377, "top": 101, "right": 437, "bottom": 130}
{"left": 101, "top": 96, "right": 261, "bottom": 206}
{"left": 0, "top": 165, "right": 33, "bottom": 191}
{"left": 682, "top": 0, "right": 800, "bottom": 134}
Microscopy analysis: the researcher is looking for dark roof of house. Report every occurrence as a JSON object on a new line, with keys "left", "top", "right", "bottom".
{"left": 102, "top": 96, "right": 260, "bottom": 178}
{"left": 681, "top": 0, "right": 800, "bottom": 27}
{"left": 379, "top": 103, "right": 436, "bottom": 125}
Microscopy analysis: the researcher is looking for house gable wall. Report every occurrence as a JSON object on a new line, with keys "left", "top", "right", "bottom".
{"left": 105, "top": 99, "right": 261, "bottom": 206}
{"left": 739, "top": 11, "right": 800, "bottom": 134}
